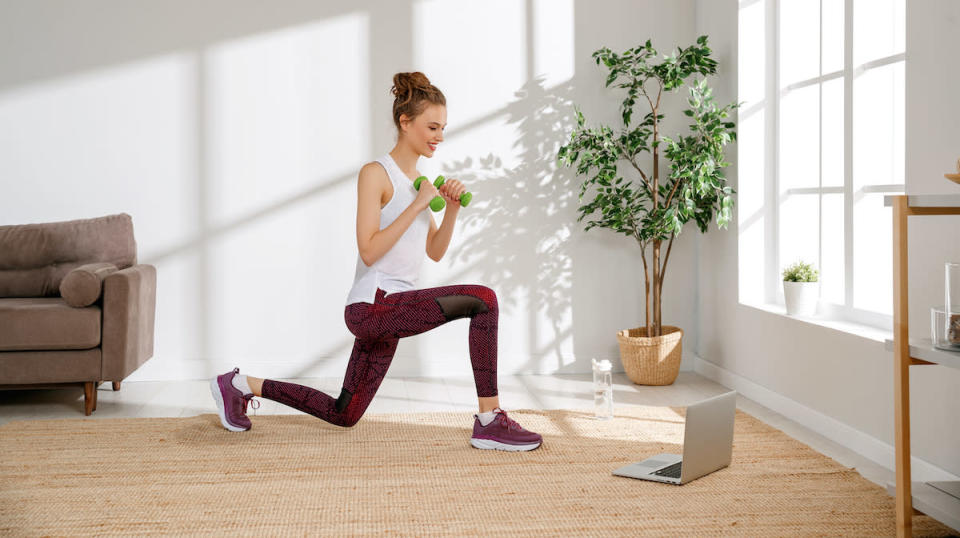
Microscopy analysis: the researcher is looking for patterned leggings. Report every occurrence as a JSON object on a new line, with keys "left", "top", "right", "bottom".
{"left": 261, "top": 285, "right": 498, "bottom": 427}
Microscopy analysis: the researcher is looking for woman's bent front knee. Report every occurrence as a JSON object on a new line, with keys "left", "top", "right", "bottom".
{"left": 471, "top": 285, "right": 498, "bottom": 312}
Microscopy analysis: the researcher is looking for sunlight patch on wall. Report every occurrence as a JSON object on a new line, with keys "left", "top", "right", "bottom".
{"left": 0, "top": 54, "right": 197, "bottom": 258}
{"left": 737, "top": 0, "right": 767, "bottom": 305}
{"left": 532, "top": 0, "right": 574, "bottom": 88}
{"left": 204, "top": 14, "right": 369, "bottom": 358}
{"left": 413, "top": 0, "right": 525, "bottom": 127}
{"left": 205, "top": 13, "right": 370, "bottom": 228}
{"left": 738, "top": 110, "right": 765, "bottom": 305}
{"left": 206, "top": 189, "right": 357, "bottom": 359}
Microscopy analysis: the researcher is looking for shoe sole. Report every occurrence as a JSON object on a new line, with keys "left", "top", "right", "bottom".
{"left": 209, "top": 377, "right": 249, "bottom": 432}
{"left": 470, "top": 438, "right": 541, "bottom": 451}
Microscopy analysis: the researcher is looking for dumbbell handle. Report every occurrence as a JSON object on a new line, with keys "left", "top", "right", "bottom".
{"left": 413, "top": 175, "right": 473, "bottom": 212}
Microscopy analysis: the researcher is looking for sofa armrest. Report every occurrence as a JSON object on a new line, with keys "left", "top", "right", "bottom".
{"left": 101, "top": 264, "right": 157, "bottom": 381}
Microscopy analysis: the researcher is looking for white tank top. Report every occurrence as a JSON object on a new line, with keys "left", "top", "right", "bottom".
{"left": 345, "top": 154, "right": 432, "bottom": 305}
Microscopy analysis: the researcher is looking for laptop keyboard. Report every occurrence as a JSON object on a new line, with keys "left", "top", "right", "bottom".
{"left": 653, "top": 462, "right": 682, "bottom": 479}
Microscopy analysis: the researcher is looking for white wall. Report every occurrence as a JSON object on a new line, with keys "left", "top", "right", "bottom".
{"left": 697, "top": 0, "right": 960, "bottom": 480}
{"left": 0, "top": 0, "right": 705, "bottom": 382}
{"left": 9, "top": 0, "right": 950, "bottom": 482}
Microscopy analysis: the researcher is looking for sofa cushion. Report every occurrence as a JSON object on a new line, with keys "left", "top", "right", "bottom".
{"left": 0, "top": 298, "right": 101, "bottom": 351}
{"left": 60, "top": 262, "right": 119, "bottom": 307}
{"left": 0, "top": 213, "right": 136, "bottom": 298}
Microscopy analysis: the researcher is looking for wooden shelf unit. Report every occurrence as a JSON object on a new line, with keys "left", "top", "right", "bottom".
{"left": 884, "top": 194, "right": 960, "bottom": 536}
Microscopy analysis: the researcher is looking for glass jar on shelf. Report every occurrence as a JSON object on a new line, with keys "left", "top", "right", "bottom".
{"left": 932, "top": 262, "right": 960, "bottom": 351}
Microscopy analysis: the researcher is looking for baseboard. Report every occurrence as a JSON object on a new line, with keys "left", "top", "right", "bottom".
{"left": 127, "top": 349, "right": 701, "bottom": 383}
{"left": 694, "top": 356, "right": 960, "bottom": 484}
{"left": 125, "top": 358, "right": 350, "bottom": 383}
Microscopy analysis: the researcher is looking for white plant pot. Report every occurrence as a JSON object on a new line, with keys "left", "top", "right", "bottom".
{"left": 783, "top": 281, "right": 818, "bottom": 316}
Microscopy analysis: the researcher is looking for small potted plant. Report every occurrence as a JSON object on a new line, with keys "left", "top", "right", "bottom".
{"left": 782, "top": 261, "right": 819, "bottom": 316}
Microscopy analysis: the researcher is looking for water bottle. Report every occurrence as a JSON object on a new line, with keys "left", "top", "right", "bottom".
{"left": 592, "top": 358, "right": 613, "bottom": 420}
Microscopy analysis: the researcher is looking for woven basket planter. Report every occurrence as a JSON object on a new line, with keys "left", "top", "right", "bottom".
{"left": 616, "top": 326, "right": 683, "bottom": 385}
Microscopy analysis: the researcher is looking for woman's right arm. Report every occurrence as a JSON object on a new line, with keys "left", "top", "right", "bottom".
{"left": 356, "top": 162, "right": 439, "bottom": 266}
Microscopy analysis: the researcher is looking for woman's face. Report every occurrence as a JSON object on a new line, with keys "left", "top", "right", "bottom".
{"left": 401, "top": 103, "right": 447, "bottom": 158}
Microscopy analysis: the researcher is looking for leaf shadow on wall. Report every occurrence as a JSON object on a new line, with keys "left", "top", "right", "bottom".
{"left": 441, "top": 77, "right": 579, "bottom": 374}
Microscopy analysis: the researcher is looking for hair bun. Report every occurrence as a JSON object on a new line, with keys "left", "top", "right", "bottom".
{"left": 391, "top": 72, "right": 432, "bottom": 100}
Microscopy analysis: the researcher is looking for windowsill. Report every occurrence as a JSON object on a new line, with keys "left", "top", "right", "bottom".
{"left": 741, "top": 302, "right": 892, "bottom": 344}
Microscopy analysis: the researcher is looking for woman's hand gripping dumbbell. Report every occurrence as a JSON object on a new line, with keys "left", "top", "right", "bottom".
{"left": 414, "top": 175, "right": 473, "bottom": 212}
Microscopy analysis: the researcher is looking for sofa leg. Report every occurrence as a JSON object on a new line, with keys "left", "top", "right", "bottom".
{"left": 84, "top": 382, "right": 95, "bottom": 416}
{"left": 113, "top": 381, "right": 121, "bottom": 391}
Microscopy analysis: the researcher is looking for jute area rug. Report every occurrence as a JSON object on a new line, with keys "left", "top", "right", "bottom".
{"left": 1, "top": 406, "right": 955, "bottom": 537}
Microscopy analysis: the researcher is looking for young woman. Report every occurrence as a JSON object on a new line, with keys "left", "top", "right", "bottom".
{"left": 210, "top": 72, "right": 542, "bottom": 451}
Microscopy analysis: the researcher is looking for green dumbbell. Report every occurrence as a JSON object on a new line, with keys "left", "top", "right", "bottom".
{"left": 413, "top": 175, "right": 446, "bottom": 212}
{"left": 413, "top": 175, "right": 473, "bottom": 212}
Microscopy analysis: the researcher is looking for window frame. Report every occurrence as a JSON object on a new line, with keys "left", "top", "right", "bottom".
{"left": 770, "top": 0, "right": 905, "bottom": 330}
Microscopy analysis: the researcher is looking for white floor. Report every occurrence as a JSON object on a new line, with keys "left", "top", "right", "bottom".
{"left": 0, "top": 371, "right": 894, "bottom": 491}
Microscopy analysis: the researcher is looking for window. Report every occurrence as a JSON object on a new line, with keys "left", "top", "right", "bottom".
{"left": 738, "top": 0, "right": 905, "bottom": 328}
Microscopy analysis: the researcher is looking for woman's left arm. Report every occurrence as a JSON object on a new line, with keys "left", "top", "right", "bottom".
{"left": 425, "top": 179, "right": 466, "bottom": 261}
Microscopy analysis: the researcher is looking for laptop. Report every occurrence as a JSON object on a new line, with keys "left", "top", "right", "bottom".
{"left": 612, "top": 391, "right": 737, "bottom": 485}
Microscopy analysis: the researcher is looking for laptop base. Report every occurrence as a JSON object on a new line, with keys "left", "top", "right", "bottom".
{"left": 612, "top": 453, "right": 683, "bottom": 484}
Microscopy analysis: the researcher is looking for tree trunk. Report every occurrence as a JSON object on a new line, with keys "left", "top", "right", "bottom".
{"left": 657, "top": 233, "right": 675, "bottom": 321}
{"left": 652, "top": 239, "right": 661, "bottom": 336}
{"left": 640, "top": 243, "right": 651, "bottom": 336}
{"left": 651, "top": 111, "right": 661, "bottom": 337}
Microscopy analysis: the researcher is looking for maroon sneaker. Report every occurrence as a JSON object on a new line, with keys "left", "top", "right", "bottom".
{"left": 470, "top": 409, "right": 542, "bottom": 451}
{"left": 210, "top": 368, "right": 258, "bottom": 432}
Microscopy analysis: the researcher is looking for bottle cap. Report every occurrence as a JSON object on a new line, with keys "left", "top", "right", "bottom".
{"left": 592, "top": 358, "right": 612, "bottom": 371}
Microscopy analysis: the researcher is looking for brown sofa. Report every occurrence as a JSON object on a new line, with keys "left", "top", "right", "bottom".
{"left": 0, "top": 213, "right": 157, "bottom": 415}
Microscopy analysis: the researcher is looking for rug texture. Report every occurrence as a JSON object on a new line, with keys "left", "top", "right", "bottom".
{"left": 0, "top": 406, "right": 955, "bottom": 537}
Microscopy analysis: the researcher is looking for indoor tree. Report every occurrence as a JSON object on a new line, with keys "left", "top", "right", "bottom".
{"left": 558, "top": 36, "right": 738, "bottom": 337}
